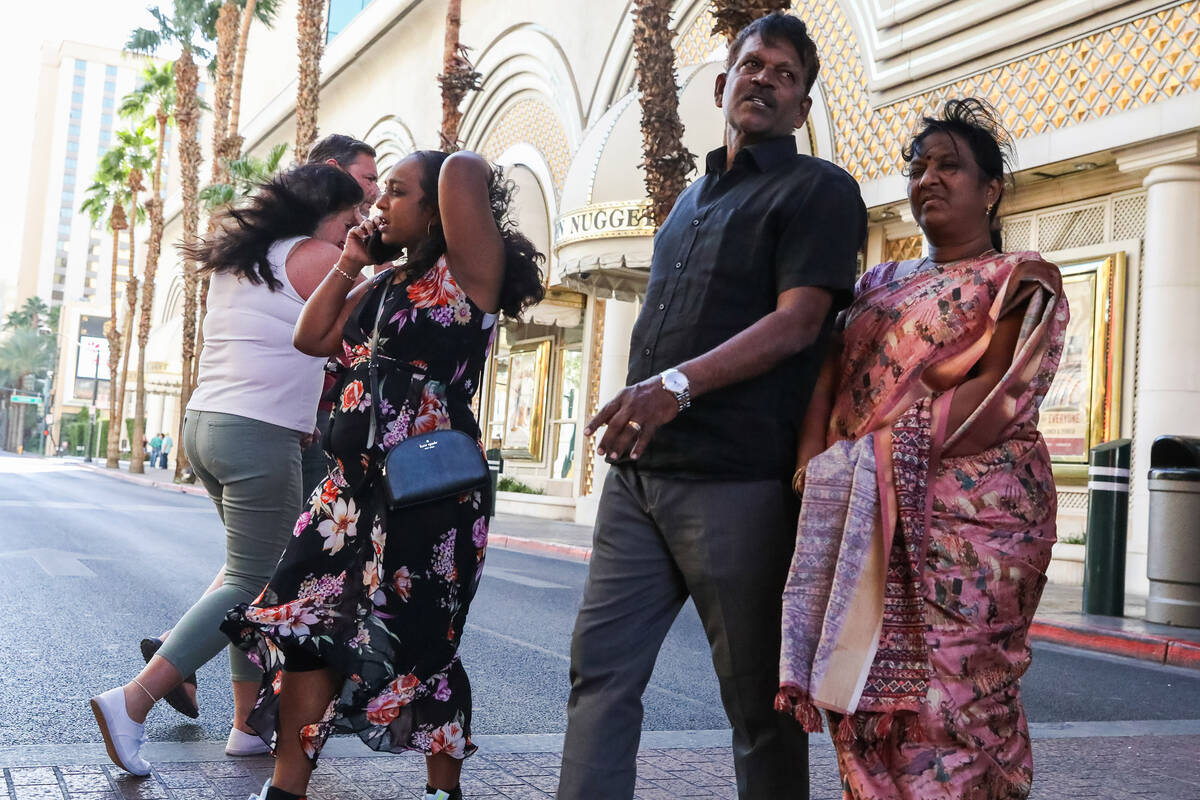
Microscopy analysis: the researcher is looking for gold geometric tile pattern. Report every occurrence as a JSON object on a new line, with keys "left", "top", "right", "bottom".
{"left": 481, "top": 99, "right": 572, "bottom": 196}
{"left": 884, "top": 234, "right": 923, "bottom": 263}
{"left": 677, "top": 1, "right": 1200, "bottom": 181}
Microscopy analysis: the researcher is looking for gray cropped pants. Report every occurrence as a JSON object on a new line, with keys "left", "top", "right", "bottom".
{"left": 159, "top": 410, "right": 302, "bottom": 682}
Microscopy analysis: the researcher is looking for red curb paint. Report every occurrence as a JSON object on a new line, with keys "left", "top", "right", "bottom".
{"left": 78, "top": 462, "right": 207, "bottom": 497}
{"left": 1166, "top": 640, "right": 1200, "bottom": 669}
{"left": 1029, "top": 621, "right": 1170, "bottom": 664}
{"left": 489, "top": 534, "right": 591, "bottom": 562}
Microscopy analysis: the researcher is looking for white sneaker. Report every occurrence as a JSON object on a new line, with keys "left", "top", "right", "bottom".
{"left": 226, "top": 726, "right": 271, "bottom": 756}
{"left": 89, "top": 687, "right": 150, "bottom": 776}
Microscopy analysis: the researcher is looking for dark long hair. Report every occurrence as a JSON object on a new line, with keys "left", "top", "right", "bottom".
{"left": 902, "top": 98, "right": 1014, "bottom": 252}
{"left": 402, "top": 150, "right": 546, "bottom": 319}
{"left": 185, "top": 164, "right": 363, "bottom": 290}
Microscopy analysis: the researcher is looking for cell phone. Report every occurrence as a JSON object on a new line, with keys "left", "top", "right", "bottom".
{"left": 366, "top": 229, "right": 404, "bottom": 266}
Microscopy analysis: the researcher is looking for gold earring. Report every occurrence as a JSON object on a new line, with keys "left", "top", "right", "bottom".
{"left": 986, "top": 203, "right": 994, "bottom": 216}
{"left": 427, "top": 219, "right": 435, "bottom": 237}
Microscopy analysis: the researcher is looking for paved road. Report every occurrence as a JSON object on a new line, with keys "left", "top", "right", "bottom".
{"left": 2, "top": 452, "right": 1199, "bottom": 753}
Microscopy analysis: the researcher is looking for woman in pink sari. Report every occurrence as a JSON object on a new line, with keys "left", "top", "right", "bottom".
{"left": 777, "top": 99, "right": 1069, "bottom": 799}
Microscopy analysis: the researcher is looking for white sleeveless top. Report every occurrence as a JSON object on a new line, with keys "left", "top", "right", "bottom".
{"left": 187, "top": 236, "right": 326, "bottom": 433}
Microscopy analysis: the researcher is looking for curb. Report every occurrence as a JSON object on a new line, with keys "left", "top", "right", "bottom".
{"left": 488, "top": 534, "right": 591, "bottom": 562}
{"left": 74, "top": 461, "right": 207, "bottom": 497}
{"left": 1030, "top": 619, "right": 1200, "bottom": 671}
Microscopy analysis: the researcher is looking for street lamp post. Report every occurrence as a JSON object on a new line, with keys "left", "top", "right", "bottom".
{"left": 82, "top": 340, "right": 100, "bottom": 463}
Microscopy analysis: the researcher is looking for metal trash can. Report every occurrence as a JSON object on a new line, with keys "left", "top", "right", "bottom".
{"left": 1146, "top": 435, "right": 1200, "bottom": 628}
{"left": 486, "top": 448, "right": 503, "bottom": 518}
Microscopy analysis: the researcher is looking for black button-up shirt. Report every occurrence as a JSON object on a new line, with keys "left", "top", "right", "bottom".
{"left": 624, "top": 135, "right": 867, "bottom": 480}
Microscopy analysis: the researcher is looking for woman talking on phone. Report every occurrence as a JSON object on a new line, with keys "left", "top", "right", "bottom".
{"left": 221, "top": 149, "right": 544, "bottom": 800}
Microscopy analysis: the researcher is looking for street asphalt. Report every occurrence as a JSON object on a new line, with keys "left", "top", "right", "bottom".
{"left": 2, "top": 452, "right": 1199, "bottom": 752}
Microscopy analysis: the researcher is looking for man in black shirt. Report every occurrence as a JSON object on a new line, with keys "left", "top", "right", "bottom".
{"left": 558, "top": 13, "right": 866, "bottom": 800}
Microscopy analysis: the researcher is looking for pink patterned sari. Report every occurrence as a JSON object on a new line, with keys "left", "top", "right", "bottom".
{"left": 778, "top": 251, "right": 1068, "bottom": 799}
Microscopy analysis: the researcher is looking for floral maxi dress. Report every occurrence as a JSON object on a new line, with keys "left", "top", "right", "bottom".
{"left": 223, "top": 258, "right": 495, "bottom": 763}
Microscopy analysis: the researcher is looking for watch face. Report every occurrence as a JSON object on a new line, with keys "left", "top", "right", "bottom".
{"left": 662, "top": 370, "right": 688, "bottom": 393}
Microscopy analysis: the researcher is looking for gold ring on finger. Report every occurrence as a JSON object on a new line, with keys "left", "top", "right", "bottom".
{"left": 627, "top": 420, "right": 643, "bottom": 433}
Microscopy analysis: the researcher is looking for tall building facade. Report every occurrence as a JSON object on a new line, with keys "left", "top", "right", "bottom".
{"left": 15, "top": 41, "right": 175, "bottom": 453}
{"left": 16, "top": 42, "right": 168, "bottom": 311}
{"left": 138, "top": 0, "right": 1199, "bottom": 593}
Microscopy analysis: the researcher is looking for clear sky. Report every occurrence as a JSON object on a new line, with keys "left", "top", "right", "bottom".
{"left": 2, "top": 1, "right": 179, "bottom": 305}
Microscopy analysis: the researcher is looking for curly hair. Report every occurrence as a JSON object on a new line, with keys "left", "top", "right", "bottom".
{"left": 184, "top": 164, "right": 363, "bottom": 290}
{"left": 902, "top": 98, "right": 1015, "bottom": 252}
{"left": 726, "top": 12, "right": 821, "bottom": 96}
{"left": 402, "top": 150, "right": 546, "bottom": 320}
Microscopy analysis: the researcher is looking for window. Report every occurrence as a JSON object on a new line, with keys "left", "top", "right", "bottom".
{"left": 51, "top": 289, "right": 64, "bottom": 302}
{"left": 551, "top": 347, "right": 583, "bottom": 479}
{"left": 105, "top": 65, "right": 117, "bottom": 77}
{"left": 326, "top": 0, "right": 372, "bottom": 42}
{"left": 64, "top": 157, "right": 78, "bottom": 170}
{"left": 58, "top": 223, "right": 71, "bottom": 236}
{"left": 71, "top": 91, "right": 84, "bottom": 106}
{"left": 68, "top": 123, "right": 81, "bottom": 137}
{"left": 66, "top": 140, "right": 78, "bottom": 153}
{"left": 73, "top": 74, "right": 85, "bottom": 88}
{"left": 100, "top": 113, "right": 112, "bottom": 127}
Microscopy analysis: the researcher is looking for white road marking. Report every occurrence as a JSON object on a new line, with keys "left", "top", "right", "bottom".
{"left": 465, "top": 622, "right": 708, "bottom": 708}
{"left": 0, "top": 548, "right": 113, "bottom": 577}
{"left": 483, "top": 566, "right": 571, "bottom": 590}
{"left": 0, "top": 500, "right": 209, "bottom": 513}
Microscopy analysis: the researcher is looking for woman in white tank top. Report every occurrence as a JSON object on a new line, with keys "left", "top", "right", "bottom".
{"left": 89, "top": 165, "right": 366, "bottom": 776}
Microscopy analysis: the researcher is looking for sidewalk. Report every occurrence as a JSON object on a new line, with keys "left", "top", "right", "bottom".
{"left": 4, "top": 729, "right": 1200, "bottom": 799}
{"left": 71, "top": 458, "right": 1200, "bottom": 671}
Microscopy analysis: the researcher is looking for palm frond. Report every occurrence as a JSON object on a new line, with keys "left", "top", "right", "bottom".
{"left": 198, "top": 183, "right": 236, "bottom": 209}
{"left": 265, "top": 142, "right": 289, "bottom": 172}
{"left": 125, "top": 27, "right": 164, "bottom": 56}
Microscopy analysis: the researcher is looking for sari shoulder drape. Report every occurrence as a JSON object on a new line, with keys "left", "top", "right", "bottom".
{"left": 780, "top": 251, "right": 1069, "bottom": 737}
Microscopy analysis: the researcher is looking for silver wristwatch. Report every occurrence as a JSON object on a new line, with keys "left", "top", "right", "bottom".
{"left": 659, "top": 368, "right": 692, "bottom": 413}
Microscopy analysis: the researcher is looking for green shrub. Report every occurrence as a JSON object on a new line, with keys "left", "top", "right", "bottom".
{"left": 497, "top": 476, "right": 544, "bottom": 495}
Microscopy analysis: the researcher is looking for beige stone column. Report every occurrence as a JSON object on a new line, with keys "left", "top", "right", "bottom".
{"left": 1116, "top": 134, "right": 1200, "bottom": 594}
{"left": 575, "top": 297, "right": 639, "bottom": 525}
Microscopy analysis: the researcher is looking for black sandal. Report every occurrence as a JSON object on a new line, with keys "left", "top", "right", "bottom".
{"left": 139, "top": 638, "right": 200, "bottom": 719}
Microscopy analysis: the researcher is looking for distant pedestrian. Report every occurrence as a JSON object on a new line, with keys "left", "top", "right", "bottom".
{"left": 558, "top": 14, "right": 866, "bottom": 800}
{"left": 158, "top": 433, "right": 172, "bottom": 469}
{"left": 148, "top": 433, "right": 162, "bottom": 468}
{"left": 88, "top": 164, "right": 366, "bottom": 777}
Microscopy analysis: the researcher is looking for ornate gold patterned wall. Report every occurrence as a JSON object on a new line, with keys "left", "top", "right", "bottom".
{"left": 677, "top": 1, "right": 1200, "bottom": 181}
{"left": 480, "top": 99, "right": 573, "bottom": 195}
{"left": 884, "top": 235, "right": 923, "bottom": 263}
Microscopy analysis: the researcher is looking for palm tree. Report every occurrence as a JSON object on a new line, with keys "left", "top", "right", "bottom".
{"left": 199, "top": 142, "right": 289, "bottom": 210}
{"left": 195, "top": 0, "right": 279, "bottom": 394}
{"left": 229, "top": 1, "right": 279, "bottom": 148}
{"left": 711, "top": 0, "right": 791, "bottom": 41}
{"left": 4, "top": 297, "right": 51, "bottom": 331}
{"left": 633, "top": 0, "right": 696, "bottom": 226}
{"left": 80, "top": 149, "right": 131, "bottom": 468}
{"left": 120, "top": 62, "right": 176, "bottom": 474}
{"left": 112, "top": 125, "right": 154, "bottom": 468}
{"left": 294, "top": 0, "right": 325, "bottom": 160}
{"left": 438, "top": 0, "right": 482, "bottom": 152}
{"left": 0, "top": 327, "right": 57, "bottom": 452}
{"left": 127, "top": 0, "right": 217, "bottom": 481}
